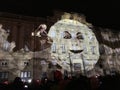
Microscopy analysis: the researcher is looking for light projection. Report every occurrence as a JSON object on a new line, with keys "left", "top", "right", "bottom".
{"left": 48, "top": 18, "right": 100, "bottom": 75}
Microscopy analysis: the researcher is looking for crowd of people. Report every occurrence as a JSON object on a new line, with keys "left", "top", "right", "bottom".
{"left": 0, "top": 72, "right": 120, "bottom": 90}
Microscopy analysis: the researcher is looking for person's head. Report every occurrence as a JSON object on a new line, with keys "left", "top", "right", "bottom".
{"left": 38, "top": 24, "right": 47, "bottom": 30}
{"left": 14, "top": 77, "right": 22, "bottom": 83}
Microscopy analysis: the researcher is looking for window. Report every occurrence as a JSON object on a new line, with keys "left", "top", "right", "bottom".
{"left": 21, "top": 71, "right": 31, "bottom": 78}
{"left": 61, "top": 44, "right": 66, "bottom": 53}
{"left": 91, "top": 46, "right": 95, "bottom": 54}
{"left": 74, "top": 63, "right": 81, "bottom": 71}
{"left": 0, "top": 72, "right": 9, "bottom": 79}
{"left": 108, "top": 59, "right": 114, "bottom": 65}
{"left": 83, "top": 46, "right": 87, "bottom": 54}
{"left": 0, "top": 60, "right": 8, "bottom": 67}
{"left": 49, "top": 30, "right": 56, "bottom": 38}
{"left": 51, "top": 43, "right": 56, "bottom": 53}
{"left": 24, "top": 61, "right": 29, "bottom": 66}
{"left": 60, "top": 32, "right": 64, "bottom": 38}
{"left": 40, "top": 60, "right": 46, "bottom": 65}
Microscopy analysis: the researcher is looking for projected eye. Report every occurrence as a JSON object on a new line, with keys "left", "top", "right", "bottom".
{"left": 63, "top": 31, "right": 72, "bottom": 39}
{"left": 76, "top": 32, "right": 84, "bottom": 39}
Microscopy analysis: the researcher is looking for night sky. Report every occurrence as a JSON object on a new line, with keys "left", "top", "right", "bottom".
{"left": 0, "top": 0, "right": 120, "bottom": 31}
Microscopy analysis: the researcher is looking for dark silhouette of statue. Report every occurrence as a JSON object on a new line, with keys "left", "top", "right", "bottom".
{"left": 25, "top": 24, "right": 53, "bottom": 51}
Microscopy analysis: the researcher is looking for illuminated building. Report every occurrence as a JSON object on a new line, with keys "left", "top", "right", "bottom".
{"left": 0, "top": 11, "right": 120, "bottom": 82}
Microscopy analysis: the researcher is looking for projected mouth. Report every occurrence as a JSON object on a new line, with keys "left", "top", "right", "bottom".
{"left": 70, "top": 49, "right": 83, "bottom": 53}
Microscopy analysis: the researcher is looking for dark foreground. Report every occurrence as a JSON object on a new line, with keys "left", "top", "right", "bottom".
{"left": 0, "top": 74, "right": 120, "bottom": 90}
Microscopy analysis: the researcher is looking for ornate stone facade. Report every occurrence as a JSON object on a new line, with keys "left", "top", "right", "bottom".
{"left": 0, "top": 11, "right": 120, "bottom": 82}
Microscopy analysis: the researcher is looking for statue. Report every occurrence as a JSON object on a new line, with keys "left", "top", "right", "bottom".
{"left": 9, "top": 41, "right": 16, "bottom": 52}
{"left": 0, "top": 24, "right": 16, "bottom": 52}
{"left": 27, "top": 24, "right": 53, "bottom": 51}
{"left": 32, "top": 24, "right": 48, "bottom": 37}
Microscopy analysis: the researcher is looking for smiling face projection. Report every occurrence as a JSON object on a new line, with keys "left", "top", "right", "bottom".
{"left": 48, "top": 19, "right": 100, "bottom": 75}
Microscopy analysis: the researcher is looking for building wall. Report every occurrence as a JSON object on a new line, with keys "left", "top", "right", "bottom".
{"left": 0, "top": 11, "right": 120, "bottom": 82}
{"left": 0, "top": 12, "right": 49, "bottom": 51}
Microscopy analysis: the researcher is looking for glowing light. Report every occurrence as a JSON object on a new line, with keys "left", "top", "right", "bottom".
{"left": 28, "top": 79, "right": 32, "bottom": 83}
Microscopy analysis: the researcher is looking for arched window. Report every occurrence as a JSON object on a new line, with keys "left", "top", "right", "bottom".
{"left": 51, "top": 43, "right": 56, "bottom": 53}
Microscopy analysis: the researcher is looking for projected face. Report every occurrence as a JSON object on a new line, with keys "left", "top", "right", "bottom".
{"left": 48, "top": 19, "right": 100, "bottom": 74}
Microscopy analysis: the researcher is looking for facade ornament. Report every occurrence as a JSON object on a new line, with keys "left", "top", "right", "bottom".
{"left": 61, "top": 12, "right": 71, "bottom": 19}
{"left": 0, "top": 24, "right": 16, "bottom": 52}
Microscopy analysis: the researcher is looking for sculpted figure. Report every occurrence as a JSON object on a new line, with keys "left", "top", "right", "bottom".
{"left": 32, "top": 24, "right": 47, "bottom": 37}
{"left": 0, "top": 24, "right": 16, "bottom": 52}
{"left": 30, "top": 24, "right": 53, "bottom": 51}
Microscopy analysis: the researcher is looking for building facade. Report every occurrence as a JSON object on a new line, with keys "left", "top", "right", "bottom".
{"left": 0, "top": 11, "right": 120, "bottom": 82}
